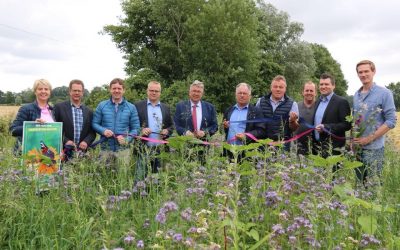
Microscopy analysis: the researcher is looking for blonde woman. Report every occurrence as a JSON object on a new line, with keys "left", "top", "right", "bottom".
{"left": 9, "top": 79, "right": 54, "bottom": 153}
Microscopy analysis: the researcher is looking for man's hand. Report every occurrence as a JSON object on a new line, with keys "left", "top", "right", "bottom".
{"left": 78, "top": 141, "right": 88, "bottom": 150}
{"left": 315, "top": 124, "right": 324, "bottom": 133}
{"left": 116, "top": 135, "right": 128, "bottom": 145}
{"left": 289, "top": 111, "right": 298, "bottom": 123}
{"left": 103, "top": 129, "right": 114, "bottom": 138}
{"left": 223, "top": 119, "right": 230, "bottom": 129}
{"left": 185, "top": 130, "right": 194, "bottom": 136}
{"left": 235, "top": 133, "right": 246, "bottom": 140}
{"left": 141, "top": 127, "right": 152, "bottom": 136}
{"left": 354, "top": 135, "right": 374, "bottom": 146}
{"left": 160, "top": 129, "right": 169, "bottom": 138}
{"left": 195, "top": 130, "right": 205, "bottom": 138}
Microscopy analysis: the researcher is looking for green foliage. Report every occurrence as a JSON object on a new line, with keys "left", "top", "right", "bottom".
{"left": 386, "top": 82, "right": 400, "bottom": 111}
{"left": 311, "top": 43, "right": 348, "bottom": 96}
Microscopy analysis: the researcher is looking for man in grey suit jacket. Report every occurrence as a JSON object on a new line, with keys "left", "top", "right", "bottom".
{"left": 134, "top": 81, "right": 174, "bottom": 179}
{"left": 54, "top": 79, "right": 96, "bottom": 159}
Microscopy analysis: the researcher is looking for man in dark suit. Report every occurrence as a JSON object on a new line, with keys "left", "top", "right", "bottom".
{"left": 174, "top": 80, "right": 218, "bottom": 139}
{"left": 313, "top": 73, "right": 351, "bottom": 158}
{"left": 54, "top": 79, "right": 96, "bottom": 160}
{"left": 223, "top": 83, "right": 266, "bottom": 161}
{"left": 134, "top": 81, "right": 174, "bottom": 178}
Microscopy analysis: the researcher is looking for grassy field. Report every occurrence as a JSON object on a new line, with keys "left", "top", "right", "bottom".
{"left": 387, "top": 112, "right": 400, "bottom": 150}
{"left": 0, "top": 110, "right": 399, "bottom": 249}
{"left": 0, "top": 105, "right": 19, "bottom": 118}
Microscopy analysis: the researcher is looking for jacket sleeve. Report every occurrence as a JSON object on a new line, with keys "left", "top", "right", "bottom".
{"left": 204, "top": 103, "right": 218, "bottom": 136}
{"left": 173, "top": 103, "right": 187, "bottom": 136}
{"left": 162, "top": 104, "right": 174, "bottom": 137}
{"left": 324, "top": 98, "right": 351, "bottom": 134}
{"left": 127, "top": 104, "right": 140, "bottom": 142}
{"left": 9, "top": 106, "right": 28, "bottom": 137}
{"left": 246, "top": 106, "right": 267, "bottom": 141}
{"left": 83, "top": 108, "right": 96, "bottom": 145}
{"left": 92, "top": 102, "right": 107, "bottom": 136}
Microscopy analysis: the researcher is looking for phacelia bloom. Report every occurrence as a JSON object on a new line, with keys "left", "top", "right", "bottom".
{"left": 187, "top": 227, "right": 198, "bottom": 234}
{"left": 136, "top": 240, "right": 144, "bottom": 249}
{"left": 360, "top": 234, "right": 381, "bottom": 247}
{"left": 184, "top": 237, "right": 195, "bottom": 247}
{"left": 123, "top": 235, "right": 135, "bottom": 245}
{"left": 155, "top": 211, "right": 166, "bottom": 224}
{"left": 163, "top": 201, "right": 178, "bottom": 212}
{"left": 271, "top": 224, "right": 285, "bottom": 237}
{"left": 264, "top": 191, "right": 282, "bottom": 208}
{"left": 173, "top": 233, "right": 183, "bottom": 242}
{"left": 181, "top": 207, "right": 193, "bottom": 221}
{"left": 288, "top": 235, "right": 296, "bottom": 244}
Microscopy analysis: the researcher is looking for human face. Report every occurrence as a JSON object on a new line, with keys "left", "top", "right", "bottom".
{"left": 302, "top": 83, "right": 316, "bottom": 103}
{"left": 189, "top": 86, "right": 204, "bottom": 104}
{"left": 147, "top": 83, "right": 161, "bottom": 103}
{"left": 357, "top": 64, "right": 375, "bottom": 86}
{"left": 270, "top": 80, "right": 286, "bottom": 101}
{"left": 235, "top": 85, "right": 251, "bottom": 107}
{"left": 110, "top": 83, "right": 125, "bottom": 102}
{"left": 69, "top": 83, "right": 84, "bottom": 104}
{"left": 35, "top": 83, "right": 51, "bottom": 103}
{"left": 319, "top": 78, "right": 335, "bottom": 96}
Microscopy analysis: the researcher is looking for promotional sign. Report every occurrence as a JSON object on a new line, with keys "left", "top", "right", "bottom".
{"left": 22, "top": 121, "right": 63, "bottom": 193}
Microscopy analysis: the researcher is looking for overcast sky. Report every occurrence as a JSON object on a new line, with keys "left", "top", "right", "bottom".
{"left": 1, "top": 0, "right": 399, "bottom": 95}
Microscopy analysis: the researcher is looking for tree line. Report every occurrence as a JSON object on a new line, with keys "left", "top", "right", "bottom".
{"left": 2, "top": 1, "right": 399, "bottom": 111}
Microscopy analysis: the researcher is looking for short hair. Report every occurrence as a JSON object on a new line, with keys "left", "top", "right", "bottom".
{"left": 320, "top": 73, "right": 335, "bottom": 85}
{"left": 69, "top": 79, "right": 84, "bottom": 90}
{"left": 147, "top": 81, "right": 161, "bottom": 90}
{"left": 190, "top": 80, "right": 204, "bottom": 90}
{"left": 236, "top": 82, "right": 252, "bottom": 95}
{"left": 271, "top": 75, "right": 287, "bottom": 86}
{"left": 109, "top": 78, "right": 125, "bottom": 88}
{"left": 302, "top": 81, "right": 316, "bottom": 91}
{"left": 33, "top": 79, "right": 52, "bottom": 92}
{"left": 356, "top": 60, "right": 376, "bottom": 72}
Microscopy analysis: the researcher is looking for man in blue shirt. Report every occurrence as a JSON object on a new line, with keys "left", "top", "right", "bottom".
{"left": 353, "top": 60, "right": 397, "bottom": 182}
{"left": 135, "top": 81, "right": 174, "bottom": 180}
{"left": 313, "top": 73, "right": 351, "bottom": 158}
{"left": 223, "top": 83, "right": 266, "bottom": 162}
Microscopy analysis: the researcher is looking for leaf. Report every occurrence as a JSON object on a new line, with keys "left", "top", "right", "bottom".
{"left": 333, "top": 183, "right": 354, "bottom": 199}
{"left": 246, "top": 229, "right": 260, "bottom": 241}
{"left": 342, "top": 159, "right": 363, "bottom": 170}
{"left": 248, "top": 232, "right": 271, "bottom": 250}
{"left": 358, "top": 214, "right": 378, "bottom": 234}
{"left": 307, "top": 154, "right": 327, "bottom": 167}
{"left": 326, "top": 155, "right": 345, "bottom": 165}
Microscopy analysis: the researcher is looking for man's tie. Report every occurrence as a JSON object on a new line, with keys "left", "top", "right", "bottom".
{"left": 192, "top": 104, "right": 197, "bottom": 131}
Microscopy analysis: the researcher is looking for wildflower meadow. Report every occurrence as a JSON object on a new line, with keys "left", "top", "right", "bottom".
{"left": 0, "top": 114, "right": 399, "bottom": 249}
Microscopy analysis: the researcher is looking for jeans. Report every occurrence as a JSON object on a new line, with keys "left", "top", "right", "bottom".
{"left": 355, "top": 147, "right": 384, "bottom": 182}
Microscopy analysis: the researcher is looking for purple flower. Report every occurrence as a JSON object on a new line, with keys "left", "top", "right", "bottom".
{"left": 123, "top": 235, "right": 135, "bottom": 245}
{"left": 271, "top": 224, "right": 285, "bottom": 238}
{"left": 155, "top": 211, "right": 166, "bottom": 224}
{"left": 181, "top": 207, "right": 193, "bottom": 221}
{"left": 136, "top": 240, "right": 144, "bottom": 249}
{"left": 184, "top": 237, "right": 195, "bottom": 247}
{"left": 360, "top": 234, "right": 381, "bottom": 247}
{"left": 173, "top": 233, "right": 183, "bottom": 242}
{"left": 264, "top": 191, "right": 282, "bottom": 208}
{"left": 163, "top": 201, "right": 178, "bottom": 212}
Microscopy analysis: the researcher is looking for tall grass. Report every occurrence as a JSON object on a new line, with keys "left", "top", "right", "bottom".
{"left": 0, "top": 133, "right": 399, "bottom": 249}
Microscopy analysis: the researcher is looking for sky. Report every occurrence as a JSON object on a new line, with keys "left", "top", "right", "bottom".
{"left": 1, "top": 0, "right": 399, "bottom": 95}
{"left": 266, "top": 0, "right": 400, "bottom": 94}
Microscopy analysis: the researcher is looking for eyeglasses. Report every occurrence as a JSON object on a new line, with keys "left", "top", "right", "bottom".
{"left": 148, "top": 90, "right": 160, "bottom": 93}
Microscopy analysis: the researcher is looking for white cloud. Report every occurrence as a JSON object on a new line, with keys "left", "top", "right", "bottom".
{"left": 267, "top": 0, "right": 400, "bottom": 94}
{"left": 0, "top": 0, "right": 126, "bottom": 92}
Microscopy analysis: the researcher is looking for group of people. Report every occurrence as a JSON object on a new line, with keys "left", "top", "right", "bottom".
{"left": 9, "top": 59, "right": 396, "bottom": 183}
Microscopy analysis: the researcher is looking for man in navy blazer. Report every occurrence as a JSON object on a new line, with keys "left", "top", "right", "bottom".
{"left": 134, "top": 81, "right": 174, "bottom": 178}
{"left": 313, "top": 73, "right": 351, "bottom": 158}
{"left": 54, "top": 79, "right": 96, "bottom": 158}
{"left": 174, "top": 80, "right": 218, "bottom": 139}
